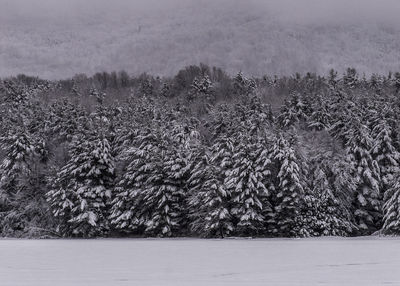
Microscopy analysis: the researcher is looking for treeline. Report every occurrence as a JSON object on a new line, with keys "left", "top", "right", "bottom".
{"left": 1, "top": 65, "right": 400, "bottom": 238}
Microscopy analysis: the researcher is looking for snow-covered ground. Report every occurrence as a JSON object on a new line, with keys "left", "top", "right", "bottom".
{"left": 1, "top": 237, "right": 400, "bottom": 286}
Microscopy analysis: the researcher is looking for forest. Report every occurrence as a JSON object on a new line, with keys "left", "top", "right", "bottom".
{"left": 1, "top": 64, "right": 400, "bottom": 238}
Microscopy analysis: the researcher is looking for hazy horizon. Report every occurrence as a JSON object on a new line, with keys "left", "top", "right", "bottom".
{"left": 1, "top": 0, "right": 400, "bottom": 79}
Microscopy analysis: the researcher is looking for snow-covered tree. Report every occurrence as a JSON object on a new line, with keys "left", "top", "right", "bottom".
{"left": 0, "top": 129, "right": 36, "bottom": 220}
{"left": 139, "top": 78, "right": 154, "bottom": 97}
{"left": 308, "top": 95, "right": 332, "bottom": 131}
{"left": 277, "top": 93, "right": 309, "bottom": 128}
{"left": 346, "top": 121, "right": 382, "bottom": 234}
{"left": 111, "top": 121, "right": 190, "bottom": 237}
{"left": 394, "top": 72, "right": 400, "bottom": 94}
{"left": 370, "top": 114, "right": 400, "bottom": 193}
{"left": 343, "top": 68, "right": 358, "bottom": 89}
{"left": 225, "top": 136, "right": 272, "bottom": 236}
{"left": 233, "top": 71, "right": 257, "bottom": 97}
{"left": 190, "top": 75, "right": 213, "bottom": 101}
{"left": 47, "top": 134, "right": 115, "bottom": 237}
{"left": 187, "top": 150, "right": 233, "bottom": 237}
{"left": 270, "top": 135, "right": 304, "bottom": 236}
{"left": 297, "top": 155, "right": 354, "bottom": 237}
{"left": 110, "top": 131, "right": 159, "bottom": 233}
{"left": 143, "top": 141, "right": 188, "bottom": 236}
{"left": 382, "top": 175, "right": 400, "bottom": 234}
{"left": 0, "top": 123, "right": 54, "bottom": 236}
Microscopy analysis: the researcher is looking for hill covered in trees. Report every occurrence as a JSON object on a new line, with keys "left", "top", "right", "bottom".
{"left": 1, "top": 65, "right": 400, "bottom": 238}
{"left": 1, "top": 0, "right": 400, "bottom": 79}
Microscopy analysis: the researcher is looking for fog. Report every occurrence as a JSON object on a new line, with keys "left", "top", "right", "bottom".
{"left": 1, "top": 0, "right": 400, "bottom": 79}
{"left": 259, "top": 0, "right": 400, "bottom": 25}
{"left": 2, "top": 0, "right": 399, "bottom": 25}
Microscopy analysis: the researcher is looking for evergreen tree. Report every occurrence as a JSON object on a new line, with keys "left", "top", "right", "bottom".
{"left": 190, "top": 75, "right": 213, "bottom": 101}
{"left": 394, "top": 72, "right": 400, "bottom": 94}
{"left": 225, "top": 135, "right": 272, "bottom": 235}
{"left": 187, "top": 150, "right": 233, "bottom": 237}
{"left": 47, "top": 134, "right": 115, "bottom": 237}
{"left": 297, "top": 154, "right": 354, "bottom": 237}
{"left": 371, "top": 114, "right": 400, "bottom": 193}
{"left": 270, "top": 135, "right": 304, "bottom": 236}
{"left": 143, "top": 136, "right": 188, "bottom": 236}
{"left": 343, "top": 68, "right": 358, "bottom": 89}
{"left": 277, "top": 93, "right": 308, "bottom": 128}
{"left": 346, "top": 121, "right": 382, "bottom": 234}
{"left": 382, "top": 175, "right": 400, "bottom": 234}
{"left": 233, "top": 71, "right": 257, "bottom": 97}
{"left": 111, "top": 121, "right": 190, "bottom": 237}
{"left": 308, "top": 95, "right": 332, "bottom": 131}
{"left": 0, "top": 128, "right": 36, "bottom": 232}
{"left": 110, "top": 130, "right": 159, "bottom": 234}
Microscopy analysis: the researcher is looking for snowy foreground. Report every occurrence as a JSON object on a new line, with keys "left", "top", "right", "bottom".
{"left": 1, "top": 237, "right": 400, "bottom": 286}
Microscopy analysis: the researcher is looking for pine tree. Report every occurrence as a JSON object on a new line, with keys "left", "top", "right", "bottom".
{"left": 187, "top": 150, "right": 233, "bottom": 237}
{"left": 143, "top": 139, "right": 188, "bottom": 236}
{"left": 270, "top": 135, "right": 304, "bottom": 236}
{"left": 297, "top": 155, "right": 354, "bottom": 237}
{"left": 225, "top": 135, "right": 272, "bottom": 236}
{"left": 394, "top": 72, "right": 400, "bottom": 94}
{"left": 47, "top": 134, "right": 115, "bottom": 237}
{"left": 277, "top": 93, "right": 308, "bottom": 128}
{"left": 0, "top": 128, "right": 36, "bottom": 233}
{"left": 233, "top": 71, "right": 257, "bottom": 97}
{"left": 110, "top": 131, "right": 159, "bottom": 234}
{"left": 139, "top": 78, "right": 154, "bottom": 97}
{"left": 190, "top": 75, "right": 213, "bottom": 101}
{"left": 308, "top": 95, "right": 332, "bottom": 131}
{"left": 382, "top": 175, "right": 400, "bottom": 234}
{"left": 346, "top": 121, "right": 382, "bottom": 234}
{"left": 111, "top": 121, "right": 190, "bottom": 237}
{"left": 371, "top": 114, "right": 400, "bottom": 193}
{"left": 343, "top": 68, "right": 358, "bottom": 89}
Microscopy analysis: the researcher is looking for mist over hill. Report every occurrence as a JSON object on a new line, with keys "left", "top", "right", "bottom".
{"left": 1, "top": 0, "right": 400, "bottom": 79}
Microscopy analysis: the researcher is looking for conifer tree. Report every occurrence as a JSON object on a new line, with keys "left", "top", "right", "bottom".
{"left": 346, "top": 121, "right": 382, "bottom": 234}
{"left": 187, "top": 150, "right": 233, "bottom": 237}
{"left": 47, "top": 134, "right": 115, "bottom": 237}
{"left": 297, "top": 155, "right": 354, "bottom": 237}
{"left": 270, "top": 135, "right": 304, "bottom": 236}
{"left": 371, "top": 114, "right": 400, "bottom": 193}
{"left": 0, "top": 128, "right": 36, "bottom": 231}
{"left": 190, "top": 75, "right": 213, "bottom": 101}
{"left": 277, "top": 93, "right": 308, "bottom": 128}
{"left": 110, "top": 130, "right": 159, "bottom": 233}
{"left": 143, "top": 136, "right": 188, "bottom": 236}
{"left": 343, "top": 68, "right": 358, "bottom": 89}
{"left": 111, "top": 121, "right": 190, "bottom": 237}
{"left": 225, "top": 135, "right": 272, "bottom": 236}
{"left": 233, "top": 71, "right": 257, "bottom": 97}
{"left": 382, "top": 175, "right": 400, "bottom": 234}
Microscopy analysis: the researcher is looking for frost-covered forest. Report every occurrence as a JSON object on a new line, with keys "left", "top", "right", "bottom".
{"left": 1, "top": 65, "right": 400, "bottom": 238}
{"left": 2, "top": 0, "right": 400, "bottom": 79}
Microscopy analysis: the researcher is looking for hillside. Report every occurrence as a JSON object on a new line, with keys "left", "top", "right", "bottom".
{"left": 1, "top": 0, "right": 400, "bottom": 79}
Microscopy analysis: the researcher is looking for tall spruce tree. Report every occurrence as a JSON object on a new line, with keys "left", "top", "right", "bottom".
{"left": 346, "top": 121, "right": 382, "bottom": 234}
{"left": 382, "top": 174, "right": 400, "bottom": 234}
{"left": 225, "top": 135, "right": 272, "bottom": 236}
{"left": 270, "top": 135, "right": 304, "bottom": 236}
{"left": 187, "top": 149, "right": 232, "bottom": 237}
{"left": 47, "top": 133, "right": 115, "bottom": 237}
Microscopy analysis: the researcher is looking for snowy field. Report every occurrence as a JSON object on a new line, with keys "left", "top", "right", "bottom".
{"left": 1, "top": 237, "right": 400, "bottom": 286}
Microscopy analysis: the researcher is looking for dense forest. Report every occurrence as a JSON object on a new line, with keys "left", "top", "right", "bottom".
{"left": 1, "top": 64, "right": 400, "bottom": 238}
{"left": 2, "top": 0, "right": 400, "bottom": 79}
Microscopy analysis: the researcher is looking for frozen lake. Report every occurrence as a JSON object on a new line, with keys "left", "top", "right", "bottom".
{"left": 1, "top": 237, "right": 400, "bottom": 286}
